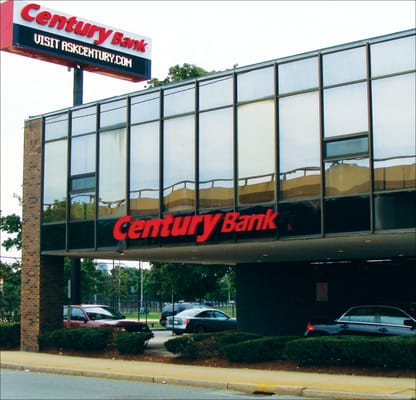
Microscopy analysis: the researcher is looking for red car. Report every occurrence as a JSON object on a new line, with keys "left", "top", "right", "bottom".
{"left": 63, "top": 304, "right": 150, "bottom": 332}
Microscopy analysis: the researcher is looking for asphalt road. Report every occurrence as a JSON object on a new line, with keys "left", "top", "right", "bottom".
{"left": 1, "top": 369, "right": 320, "bottom": 400}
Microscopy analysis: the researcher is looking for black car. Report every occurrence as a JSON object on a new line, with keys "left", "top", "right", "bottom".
{"left": 159, "top": 302, "right": 204, "bottom": 327}
{"left": 165, "top": 307, "right": 237, "bottom": 334}
{"left": 305, "top": 305, "right": 416, "bottom": 337}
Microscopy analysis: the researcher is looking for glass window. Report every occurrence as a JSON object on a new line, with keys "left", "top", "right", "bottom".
{"left": 238, "top": 100, "right": 275, "bottom": 205}
{"left": 279, "top": 92, "right": 320, "bottom": 200}
{"left": 70, "top": 175, "right": 95, "bottom": 192}
{"left": 199, "top": 108, "right": 234, "bottom": 209}
{"left": 100, "top": 99, "right": 127, "bottom": 129}
{"left": 371, "top": 35, "right": 416, "bottom": 77}
{"left": 325, "top": 136, "right": 368, "bottom": 159}
{"left": 42, "top": 140, "right": 68, "bottom": 222}
{"left": 375, "top": 192, "right": 416, "bottom": 230}
{"left": 131, "top": 92, "right": 160, "bottom": 124}
{"left": 372, "top": 73, "right": 416, "bottom": 191}
{"left": 324, "top": 196, "right": 370, "bottom": 233}
{"left": 70, "top": 192, "right": 95, "bottom": 221}
{"left": 278, "top": 200, "right": 321, "bottom": 237}
{"left": 237, "top": 67, "right": 274, "bottom": 102}
{"left": 130, "top": 122, "right": 160, "bottom": 216}
{"left": 163, "top": 115, "right": 195, "bottom": 213}
{"left": 44, "top": 113, "right": 68, "bottom": 141}
{"left": 325, "top": 158, "right": 370, "bottom": 196}
{"left": 278, "top": 57, "right": 318, "bottom": 94}
{"left": 71, "top": 106, "right": 96, "bottom": 136}
{"left": 199, "top": 76, "right": 233, "bottom": 110}
{"left": 98, "top": 128, "right": 127, "bottom": 218}
{"left": 323, "top": 47, "right": 366, "bottom": 86}
{"left": 164, "top": 84, "right": 195, "bottom": 117}
{"left": 71, "top": 134, "right": 96, "bottom": 176}
{"left": 324, "top": 82, "right": 368, "bottom": 137}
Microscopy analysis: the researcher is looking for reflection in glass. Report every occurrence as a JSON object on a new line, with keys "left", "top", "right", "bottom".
{"left": 199, "top": 108, "right": 234, "bottom": 209}
{"left": 278, "top": 200, "right": 321, "bottom": 236}
{"left": 238, "top": 67, "right": 274, "bottom": 102}
{"left": 44, "top": 113, "right": 68, "bottom": 141}
{"left": 100, "top": 99, "right": 127, "bottom": 128}
{"left": 325, "top": 158, "right": 370, "bottom": 196}
{"left": 71, "top": 134, "right": 96, "bottom": 175}
{"left": 372, "top": 73, "right": 416, "bottom": 191}
{"left": 164, "top": 84, "right": 195, "bottom": 117}
{"left": 325, "top": 136, "right": 368, "bottom": 159}
{"left": 163, "top": 116, "right": 195, "bottom": 212}
{"left": 131, "top": 92, "right": 160, "bottom": 124}
{"left": 70, "top": 192, "right": 95, "bottom": 221}
{"left": 323, "top": 47, "right": 366, "bottom": 86}
{"left": 325, "top": 196, "right": 370, "bottom": 233}
{"left": 130, "top": 122, "right": 160, "bottom": 216}
{"left": 278, "top": 57, "right": 318, "bottom": 94}
{"left": 371, "top": 35, "right": 416, "bottom": 77}
{"left": 324, "top": 82, "right": 368, "bottom": 137}
{"left": 199, "top": 76, "right": 233, "bottom": 110}
{"left": 98, "top": 128, "right": 127, "bottom": 218}
{"left": 279, "top": 92, "right": 320, "bottom": 200}
{"left": 375, "top": 192, "right": 416, "bottom": 230}
{"left": 43, "top": 140, "right": 68, "bottom": 222}
{"left": 72, "top": 106, "right": 96, "bottom": 136}
{"left": 238, "top": 100, "right": 275, "bottom": 204}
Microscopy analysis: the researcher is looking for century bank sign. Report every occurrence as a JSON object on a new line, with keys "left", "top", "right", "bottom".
{"left": 113, "top": 209, "right": 279, "bottom": 244}
{"left": 0, "top": 0, "right": 151, "bottom": 82}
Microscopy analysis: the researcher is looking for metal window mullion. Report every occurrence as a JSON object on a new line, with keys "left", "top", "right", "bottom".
{"left": 126, "top": 96, "right": 131, "bottom": 217}
{"left": 94, "top": 104, "right": 100, "bottom": 250}
{"left": 195, "top": 80, "right": 200, "bottom": 213}
{"left": 232, "top": 71, "right": 238, "bottom": 212}
{"left": 366, "top": 42, "right": 375, "bottom": 233}
{"left": 159, "top": 88, "right": 164, "bottom": 217}
{"left": 65, "top": 111, "right": 71, "bottom": 251}
{"left": 274, "top": 63, "right": 280, "bottom": 217}
{"left": 318, "top": 53, "right": 325, "bottom": 237}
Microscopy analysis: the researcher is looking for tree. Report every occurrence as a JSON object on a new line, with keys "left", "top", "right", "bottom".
{"left": 0, "top": 213, "right": 22, "bottom": 251}
{"left": 145, "top": 262, "right": 234, "bottom": 303}
{"left": 0, "top": 260, "right": 21, "bottom": 321}
{"left": 146, "top": 63, "right": 211, "bottom": 88}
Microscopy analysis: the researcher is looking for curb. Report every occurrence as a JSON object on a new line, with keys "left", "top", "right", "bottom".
{"left": 2, "top": 362, "right": 415, "bottom": 400}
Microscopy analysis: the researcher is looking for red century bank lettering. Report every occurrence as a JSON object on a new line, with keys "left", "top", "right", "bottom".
{"left": 20, "top": 3, "right": 148, "bottom": 52}
{"left": 113, "top": 209, "right": 279, "bottom": 244}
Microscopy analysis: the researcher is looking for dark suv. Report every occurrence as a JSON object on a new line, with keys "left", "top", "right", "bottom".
{"left": 160, "top": 302, "right": 205, "bottom": 327}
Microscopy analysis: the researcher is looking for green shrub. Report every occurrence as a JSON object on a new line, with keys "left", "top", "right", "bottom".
{"left": 0, "top": 322, "right": 20, "bottom": 349}
{"left": 223, "top": 336, "right": 300, "bottom": 363}
{"left": 285, "top": 335, "right": 416, "bottom": 369}
{"left": 164, "top": 332, "right": 264, "bottom": 359}
{"left": 39, "top": 328, "right": 114, "bottom": 352}
{"left": 115, "top": 332, "right": 154, "bottom": 355}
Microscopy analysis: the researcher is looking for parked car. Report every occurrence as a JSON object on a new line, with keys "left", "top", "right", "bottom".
{"left": 63, "top": 304, "right": 150, "bottom": 332}
{"left": 165, "top": 307, "right": 237, "bottom": 334}
{"left": 159, "top": 302, "right": 206, "bottom": 327}
{"left": 305, "top": 305, "right": 416, "bottom": 337}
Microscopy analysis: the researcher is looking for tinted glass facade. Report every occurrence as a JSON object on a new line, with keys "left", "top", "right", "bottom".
{"left": 40, "top": 30, "right": 415, "bottom": 252}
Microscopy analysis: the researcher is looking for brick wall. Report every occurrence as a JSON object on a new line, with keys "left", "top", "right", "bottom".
{"left": 21, "top": 118, "right": 64, "bottom": 351}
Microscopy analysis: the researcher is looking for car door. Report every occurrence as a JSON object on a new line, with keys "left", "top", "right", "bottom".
{"left": 376, "top": 307, "right": 416, "bottom": 336}
{"left": 69, "top": 306, "right": 88, "bottom": 327}
{"left": 211, "top": 310, "right": 234, "bottom": 332}
{"left": 336, "top": 306, "right": 379, "bottom": 335}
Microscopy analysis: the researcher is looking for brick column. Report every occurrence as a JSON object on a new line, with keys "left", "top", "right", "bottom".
{"left": 21, "top": 118, "right": 64, "bottom": 351}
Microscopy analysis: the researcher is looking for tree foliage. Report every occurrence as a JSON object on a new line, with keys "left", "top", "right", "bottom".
{"left": 0, "top": 260, "right": 21, "bottom": 322}
{"left": 146, "top": 63, "right": 211, "bottom": 88}
{"left": 0, "top": 213, "right": 22, "bottom": 251}
{"left": 145, "top": 262, "right": 234, "bottom": 302}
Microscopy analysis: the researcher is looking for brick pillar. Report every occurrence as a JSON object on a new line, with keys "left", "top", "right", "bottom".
{"left": 21, "top": 118, "right": 64, "bottom": 351}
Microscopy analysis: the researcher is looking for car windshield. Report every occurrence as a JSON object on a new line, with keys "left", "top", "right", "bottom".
{"left": 84, "top": 306, "right": 125, "bottom": 320}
